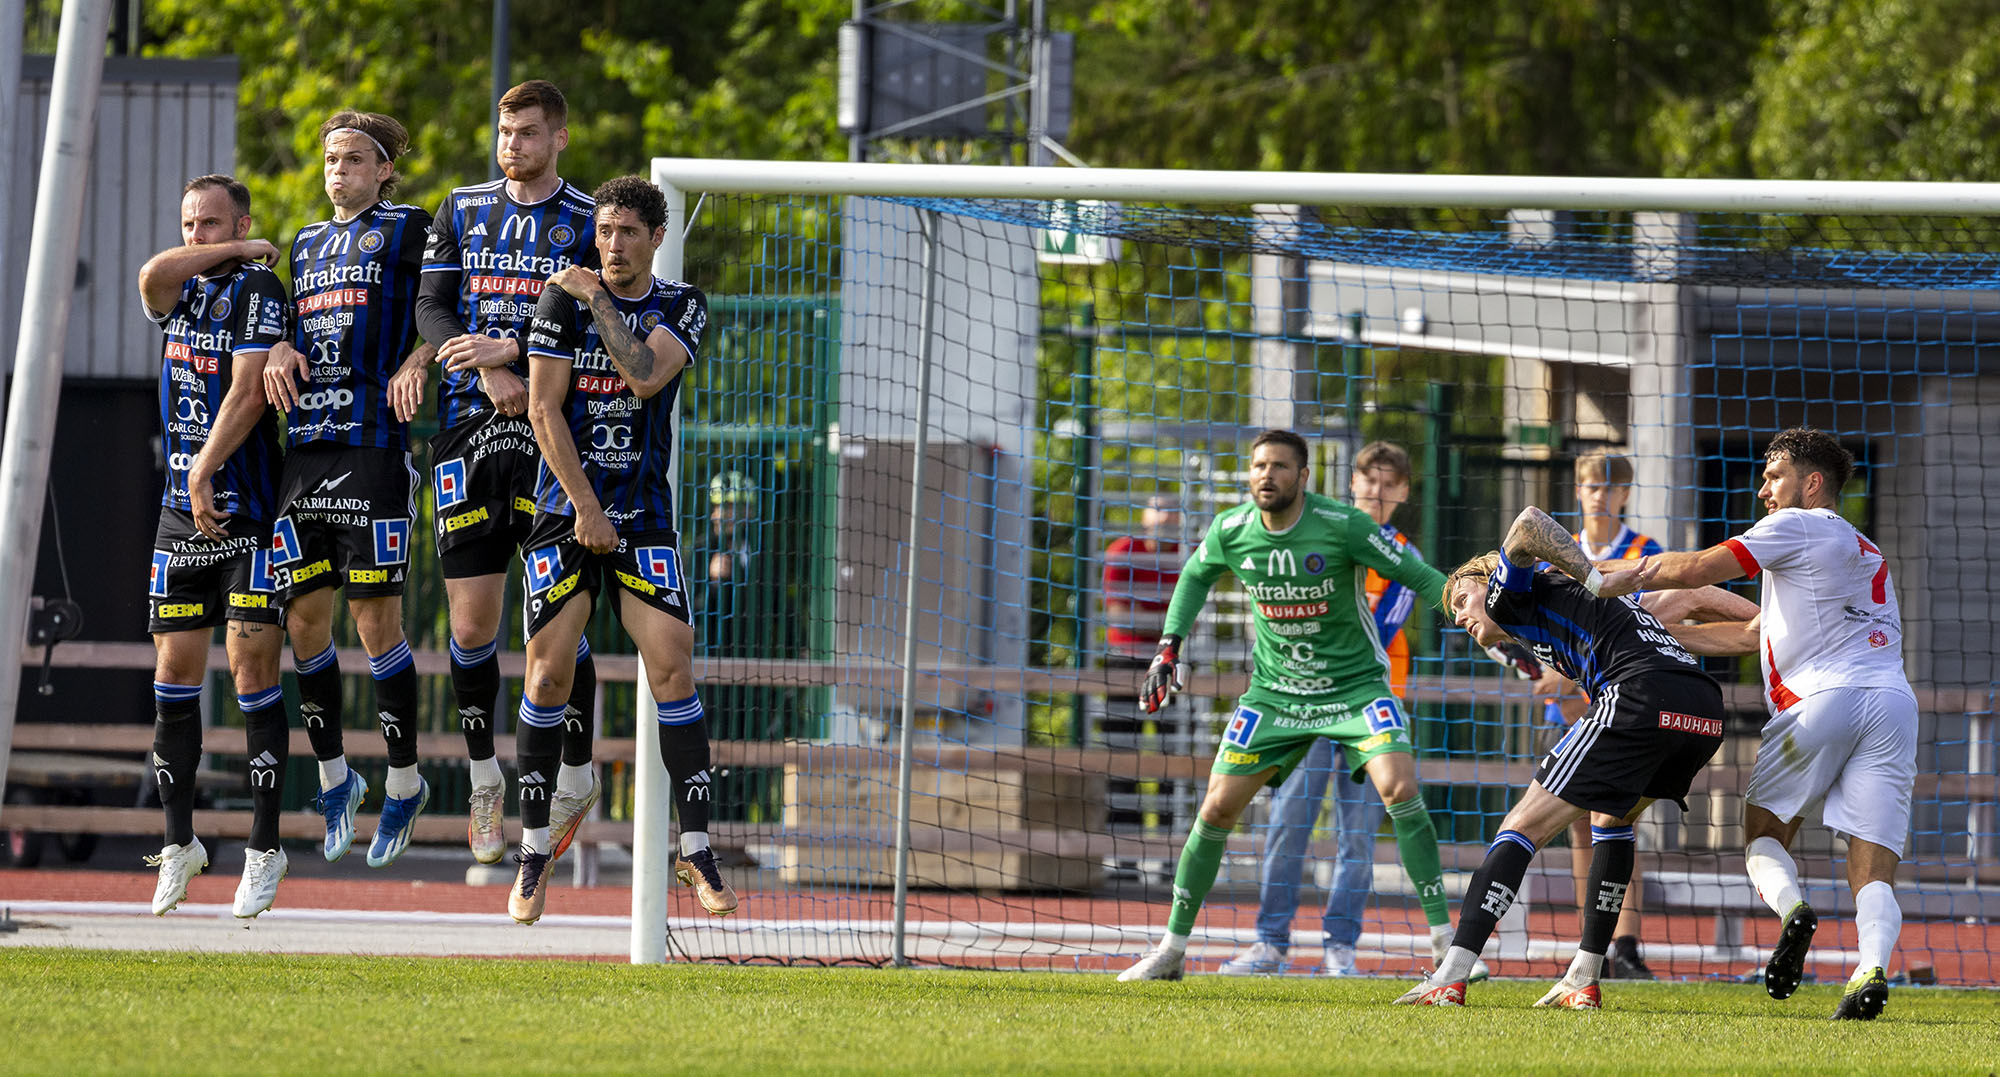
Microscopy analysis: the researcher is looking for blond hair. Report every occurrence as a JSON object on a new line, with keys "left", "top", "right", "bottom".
{"left": 1445, "top": 551, "right": 1503, "bottom": 611}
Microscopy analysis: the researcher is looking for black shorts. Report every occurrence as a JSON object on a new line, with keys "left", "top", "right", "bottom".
{"left": 272, "top": 443, "right": 418, "bottom": 601}
{"left": 147, "top": 508, "right": 282, "bottom": 633}
{"left": 430, "top": 413, "right": 540, "bottom": 577}
{"left": 520, "top": 511, "right": 691, "bottom": 639}
{"left": 1534, "top": 671, "right": 1726, "bottom": 816}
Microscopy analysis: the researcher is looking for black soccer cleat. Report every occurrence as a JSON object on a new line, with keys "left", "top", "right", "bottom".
{"left": 1605, "top": 936, "right": 1656, "bottom": 981}
{"left": 1831, "top": 967, "right": 1888, "bottom": 1021}
{"left": 1765, "top": 902, "right": 1818, "bottom": 1000}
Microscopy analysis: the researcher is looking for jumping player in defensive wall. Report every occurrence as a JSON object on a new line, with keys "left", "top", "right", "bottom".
{"left": 1117, "top": 429, "right": 1476, "bottom": 982}
{"left": 137, "top": 173, "right": 294, "bottom": 919}
{"left": 414, "top": 79, "right": 603, "bottom": 866}
{"left": 263, "top": 110, "right": 435, "bottom": 869}
{"left": 1607, "top": 428, "right": 1917, "bottom": 1021}
{"left": 509, "top": 175, "right": 735, "bottom": 923}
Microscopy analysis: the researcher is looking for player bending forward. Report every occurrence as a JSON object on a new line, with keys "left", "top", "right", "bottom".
{"left": 1119, "top": 429, "right": 1479, "bottom": 982}
{"left": 1397, "top": 506, "right": 1733, "bottom": 1008}
{"left": 1612, "top": 428, "right": 1916, "bottom": 1021}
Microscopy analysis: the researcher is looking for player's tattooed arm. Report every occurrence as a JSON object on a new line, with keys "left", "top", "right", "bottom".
{"left": 137, "top": 239, "right": 279, "bottom": 315}
{"left": 1501, "top": 506, "right": 1603, "bottom": 591}
{"left": 527, "top": 350, "right": 615, "bottom": 553}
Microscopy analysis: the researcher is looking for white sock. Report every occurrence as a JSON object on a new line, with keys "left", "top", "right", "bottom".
{"left": 384, "top": 764, "right": 421, "bottom": 800}
{"left": 1854, "top": 880, "right": 1902, "bottom": 974}
{"left": 469, "top": 756, "right": 503, "bottom": 789}
{"left": 1565, "top": 950, "right": 1605, "bottom": 984}
{"left": 680, "top": 830, "right": 709, "bottom": 857}
{"left": 1435, "top": 945, "right": 1479, "bottom": 983}
{"left": 317, "top": 756, "right": 349, "bottom": 792}
{"left": 556, "top": 763, "right": 594, "bottom": 797}
{"left": 1160, "top": 931, "right": 1189, "bottom": 955}
{"left": 522, "top": 827, "right": 550, "bottom": 855}
{"left": 1744, "top": 836, "right": 1806, "bottom": 917}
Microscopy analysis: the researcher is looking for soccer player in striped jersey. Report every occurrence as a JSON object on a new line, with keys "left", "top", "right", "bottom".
{"left": 1119, "top": 431, "right": 1464, "bottom": 982}
{"left": 1398, "top": 507, "right": 1730, "bottom": 1008}
{"left": 137, "top": 174, "right": 293, "bottom": 918}
{"left": 1219, "top": 442, "right": 1486, "bottom": 980}
{"left": 414, "top": 80, "right": 603, "bottom": 866}
{"left": 508, "top": 176, "right": 734, "bottom": 922}
{"left": 263, "top": 111, "right": 434, "bottom": 869}
{"left": 1613, "top": 429, "right": 1916, "bottom": 1020}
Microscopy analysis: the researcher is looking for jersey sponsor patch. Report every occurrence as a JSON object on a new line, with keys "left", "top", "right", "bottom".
{"left": 373, "top": 518, "right": 410, "bottom": 565}
{"left": 149, "top": 550, "right": 172, "bottom": 598}
{"left": 635, "top": 546, "right": 682, "bottom": 591}
{"left": 435, "top": 458, "right": 468, "bottom": 509}
{"left": 1658, "top": 711, "right": 1723, "bottom": 737}
{"left": 1220, "top": 749, "right": 1260, "bottom": 765}
{"left": 1222, "top": 705, "right": 1262, "bottom": 749}
{"left": 270, "top": 518, "right": 303, "bottom": 566}
{"left": 1363, "top": 697, "right": 1406, "bottom": 735}
{"left": 526, "top": 545, "right": 563, "bottom": 594}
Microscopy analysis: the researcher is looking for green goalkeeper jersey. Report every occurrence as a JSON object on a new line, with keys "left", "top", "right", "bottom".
{"left": 1160, "top": 492, "right": 1448, "bottom": 702}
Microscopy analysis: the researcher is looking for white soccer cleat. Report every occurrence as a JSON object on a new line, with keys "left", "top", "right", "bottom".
{"left": 1393, "top": 977, "right": 1466, "bottom": 1006}
{"left": 1217, "top": 941, "right": 1287, "bottom": 975}
{"left": 546, "top": 773, "right": 602, "bottom": 864}
{"left": 232, "top": 846, "right": 289, "bottom": 919}
{"left": 1323, "top": 943, "right": 1361, "bottom": 977}
{"left": 1431, "top": 924, "right": 1492, "bottom": 983}
{"left": 1533, "top": 978, "right": 1602, "bottom": 1010}
{"left": 466, "top": 782, "right": 507, "bottom": 865}
{"left": 1117, "top": 944, "right": 1186, "bottom": 982}
{"left": 146, "top": 837, "right": 209, "bottom": 916}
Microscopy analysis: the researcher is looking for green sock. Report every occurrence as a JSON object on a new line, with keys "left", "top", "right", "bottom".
{"left": 1386, "top": 796, "right": 1450, "bottom": 927}
{"left": 1166, "top": 819, "right": 1232, "bottom": 936}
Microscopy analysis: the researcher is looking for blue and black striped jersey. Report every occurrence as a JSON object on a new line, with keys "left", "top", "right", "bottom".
{"left": 146, "top": 260, "right": 289, "bottom": 522}
{"left": 523, "top": 275, "right": 707, "bottom": 533}
{"left": 286, "top": 200, "right": 431, "bottom": 450}
{"left": 418, "top": 179, "right": 598, "bottom": 431}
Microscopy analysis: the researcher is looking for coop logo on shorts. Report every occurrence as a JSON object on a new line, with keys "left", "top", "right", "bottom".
{"left": 636, "top": 546, "right": 683, "bottom": 592}
{"left": 373, "top": 518, "right": 410, "bottom": 565}
{"left": 434, "top": 459, "right": 468, "bottom": 509}
{"left": 358, "top": 230, "right": 385, "bottom": 253}
{"left": 1364, "top": 697, "right": 1406, "bottom": 735}
{"left": 1222, "top": 705, "right": 1262, "bottom": 749}
{"left": 270, "top": 518, "right": 303, "bottom": 566}
{"left": 1304, "top": 552, "right": 1325, "bottom": 575}
{"left": 149, "top": 550, "right": 172, "bottom": 598}
{"left": 249, "top": 549, "right": 277, "bottom": 593}
{"left": 549, "top": 224, "right": 576, "bottom": 248}
{"left": 209, "top": 295, "right": 233, "bottom": 322}
{"left": 526, "top": 545, "right": 563, "bottom": 593}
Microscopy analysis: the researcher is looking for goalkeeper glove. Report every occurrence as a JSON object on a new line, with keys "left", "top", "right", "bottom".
{"left": 1485, "top": 640, "right": 1543, "bottom": 681}
{"left": 1138, "top": 635, "right": 1187, "bottom": 714}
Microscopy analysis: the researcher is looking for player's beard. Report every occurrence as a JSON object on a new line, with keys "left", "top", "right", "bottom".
{"left": 1253, "top": 484, "right": 1298, "bottom": 513}
{"left": 502, "top": 149, "right": 553, "bottom": 185}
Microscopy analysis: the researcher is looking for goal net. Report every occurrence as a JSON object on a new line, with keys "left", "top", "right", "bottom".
{"left": 646, "top": 160, "right": 1998, "bottom": 984}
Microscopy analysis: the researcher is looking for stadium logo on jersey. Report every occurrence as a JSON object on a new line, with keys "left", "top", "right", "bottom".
{"left": 498, "top": 215, "right": 537, "bottom": 245}
{"left": 358, "top": 230, "right": 385, "bottom": 253}
{"left": 526, "top": 545, "right": 562, "bottom": 593}
{"left": 1222, "top": 706, "right": 1262, "bottom": 749}
{"left": 1304, "top": 552, "right": 1325, "bottom": 575}
{"left": 270, "top": 518, "right": 303, "bottom": 565}
{"left": 639, "top": 310, "right": 662, "bottom": 334}
{"left": 434, "top": 459, "right": 468, "bottom": 509}
{"left": 635, "top": 546, "right": 683, "bottom": 592}
{"left": 249, "top": 549, "right": 277, "bottom": 593}
{"left": 549, "top": 224, "right": 576, "bottom": 248}
{"left": 149, "top": 550, "right": 172, "bottom": 598}
{"left": 209, "top": 295, "right": 232, "bottom": 322}
{"left": 373, "top": 518, "right": 410, "bottom": 565}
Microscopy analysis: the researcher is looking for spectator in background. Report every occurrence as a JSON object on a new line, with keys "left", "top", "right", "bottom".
{"left": 1101, "top": 494, "right": 1183, "bottom": 664}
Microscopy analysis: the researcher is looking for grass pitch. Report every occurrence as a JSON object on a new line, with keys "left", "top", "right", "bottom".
{"left": 6, "top": 949, "right": 1994, "bottom": 1075}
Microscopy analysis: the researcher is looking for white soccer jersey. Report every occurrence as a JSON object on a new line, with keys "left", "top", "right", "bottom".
{"left": 1724, "top": 507, "right": 1914, "bottom": 711}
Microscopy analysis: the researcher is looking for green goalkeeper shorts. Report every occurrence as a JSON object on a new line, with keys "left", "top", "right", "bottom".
{"left": 1210, "top": 683, "right": 1415, "bottom": 788}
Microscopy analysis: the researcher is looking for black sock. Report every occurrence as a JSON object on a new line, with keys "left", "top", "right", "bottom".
{"left": 294, "top": 644, "right": 344, "bottom": 761}
{"left": 562, "top": 640, "right": 597, "bottom": 767}
{"left": 657, "top": 696, "right": 714, "bottom": 836}
{"left": 1453, "top": 829, "right": 1538, "bottom": 955}
{"left": 239, "top": 686, "right": 289, "bottom": 852}
{"left": 152, "top": 682, "right": 204, "bottom": 847}
{"left": 1583, "top": 825, "right": 1637, "bottom": 956}
{"left": 368, "top": 640, "right": 419, "bottom": 769}
{"left": 449, "top": 637, "right": 501, "bottom": 762}
{"left": 517, "top": 698, "right": 566, "bottom": 829}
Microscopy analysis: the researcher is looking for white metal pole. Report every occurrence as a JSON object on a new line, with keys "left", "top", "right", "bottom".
{"left": 0, "top": 0, "right": 25, "bottom": 367}
{"left": 890, "top": 209, "right": 942, "bottom": 968}
{"left": 0, "top": 0, "right": 111, "bottom": 829}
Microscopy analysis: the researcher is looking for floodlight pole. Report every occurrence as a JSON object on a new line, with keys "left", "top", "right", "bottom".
{"left": 890, "top": 209, "right": 942, "bottom": 968}
{"left": 0, "top": 0, "right": 110, "bottom": 830}
{"left": 0, "top": 0, "right": 24, "bottom": 366}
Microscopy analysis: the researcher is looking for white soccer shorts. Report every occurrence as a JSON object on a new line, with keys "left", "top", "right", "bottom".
{"left": 1744, "top": 686, "right": 1918, "bottom": 855}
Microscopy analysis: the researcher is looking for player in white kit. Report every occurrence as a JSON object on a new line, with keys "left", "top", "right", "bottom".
{"left": 1601, "top": 428, "right": 1915, "bottom": 1020}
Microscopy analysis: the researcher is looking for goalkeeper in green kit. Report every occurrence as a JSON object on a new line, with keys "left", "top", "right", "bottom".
{"left": 1118, "top": 429, "right": 1484, "bottom": 981}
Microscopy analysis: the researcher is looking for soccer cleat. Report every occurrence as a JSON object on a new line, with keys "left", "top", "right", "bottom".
{"left": 1217, "top": 941, "right": 1287, "bottom": 975}
{"left": 1392, "top": 977, "right": 1466, "bottom": 1006}
{"left": 1765, "top": 901, "right": 1819, "bottom": 1000}
{"left": 545, "top": 773, "right": 602, "bottom": 863}
{"left": 1533, "top": 979, "right": 1603, "bottom": 1010}
{"left": 1116, "top": 944, "right": 1186, "bottom": 982}
{"left": 1431, "top": 924, "right": 1492, "bottom": 983}
{"left": 231, "top": 846, "right": 289, "bottom": 919}
{"left": 312, "top": 771, "right": 368, "bottom": 862}
{"left": 1605, "top": 937, "right": 1656, "bottom": 981}
{"left": 674, "top": 847, "right": 739, "bottom": 915}
{"left": 366, "top": 778, "right": 432, "bottom": 868}
{"left": 466, "top": 782, "right": 507, "bottom": 865}
{"left": 146, "top": 837, "right": 209, "bottom": 915}
{"left": 1323, "top": 943, "right": 1361, "bottom": 977}
{"left": 1831, "top": 966, "right": 1888, "bottom": 1021}
{"left": 508, "top": 846, "right": 552, "bottom": 924}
